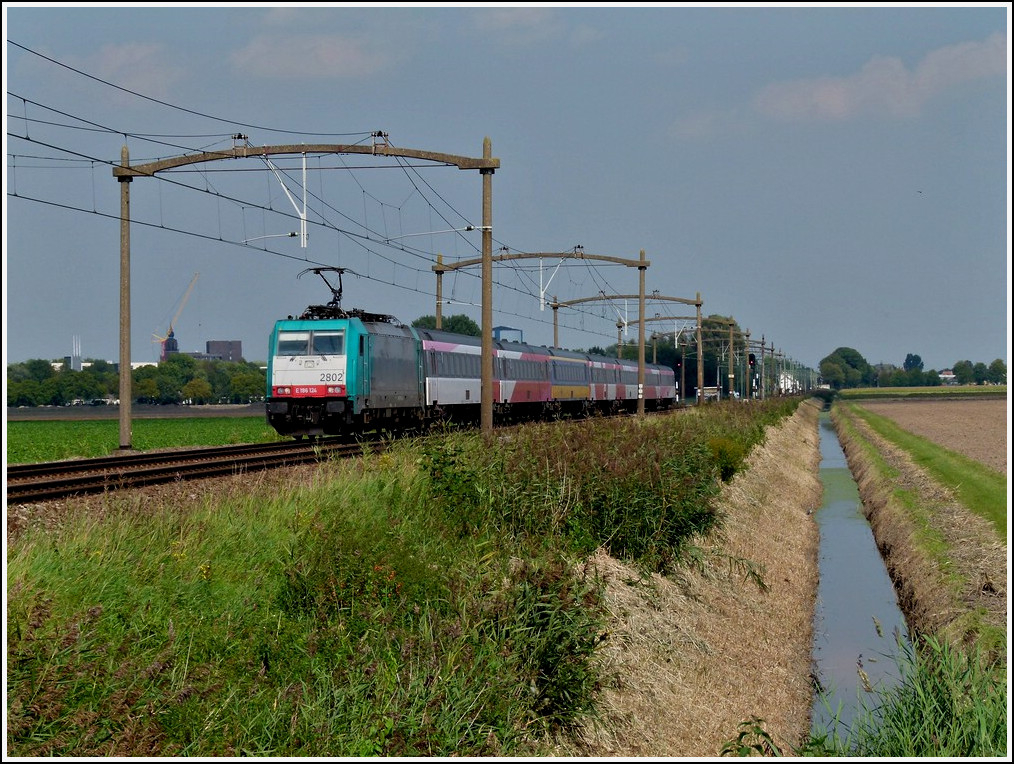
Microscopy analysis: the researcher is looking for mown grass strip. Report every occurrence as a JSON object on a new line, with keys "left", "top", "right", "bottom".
{"left": 838, "top": 385, "right": 1005, "bottom": 400}
{"left": 845, "top": 402, "right": 1006, "bottom": 538}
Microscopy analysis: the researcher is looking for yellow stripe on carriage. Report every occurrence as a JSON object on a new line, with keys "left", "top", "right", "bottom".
{"left": 551, "top": 385, "right": 590, "bottom": 399}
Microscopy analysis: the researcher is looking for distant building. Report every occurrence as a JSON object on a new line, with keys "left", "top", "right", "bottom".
{"left": 54, "top": 358, "right": 90, "bottom": 372}
{"left": 161, "top": 332, "right": 180, "bottom": 361}
{"left": 161, "top": 340, "right": 244, "bottom": 363}
{"left": 938, "top": 369, "right": 957, "bottom": 385}
{"left": 493, "top": 326, "right": 523, "bottom": 343}
{"left": 69, "top": 336, "right": 82, "bottom": 371}
{"left": 206, "top": 340, "right": 244, "bottom": 362}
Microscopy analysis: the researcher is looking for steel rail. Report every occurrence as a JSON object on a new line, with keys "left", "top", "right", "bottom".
{"left": 6, "top": 439, "right": 380, "bottom": 505}
{"left": 6, "top": 440, "right": 326, "bottom": 479}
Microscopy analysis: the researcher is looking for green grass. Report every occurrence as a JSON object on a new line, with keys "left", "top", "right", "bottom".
{"left": 7, "top": 450, "right": 598, "bottom": 756}
{"left": 846, "top": 403, "right": 1007, "bottom": 538}
{"left": 6, "top": 417, "right": 285, "bottom": 464}
{"left": 9, "top": 401, "right": 804, "bottom": 756}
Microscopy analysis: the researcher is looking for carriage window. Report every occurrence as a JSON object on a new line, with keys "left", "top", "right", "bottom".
{"left": 554, "top": 361, "right": 586, "bottom": 382}
{"left": 312, "top": 331, "right": 344, "bottom": 355}
{"left": 277, "top": 331, "right": 310, "bottom": 356}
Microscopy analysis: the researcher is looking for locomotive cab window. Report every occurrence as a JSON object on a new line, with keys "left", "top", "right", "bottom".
{"left": 277, "top": 331, "right": 310, "bottom": 356}
{"left": 312, "top": 331, "right": 345, "bottom": 356}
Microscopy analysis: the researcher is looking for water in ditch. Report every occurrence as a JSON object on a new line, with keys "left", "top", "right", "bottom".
{"left": 810, "top": 410, "right": 910, "bottom": 739}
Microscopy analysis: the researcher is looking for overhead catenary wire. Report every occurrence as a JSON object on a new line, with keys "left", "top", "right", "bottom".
{"left": 7, "top": 41, "right": 655, "bottom": 349}
{"left": 9, "top": 40, "right": 379, "bottom": 139}
{"left": 8, "top": 160, "right": 646, "bottom": 349}
{"left": 8, "top": 94, "right": 633, "bottom": 317}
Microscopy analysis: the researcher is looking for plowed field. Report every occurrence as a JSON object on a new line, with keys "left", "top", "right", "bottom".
{"left": 857, "top": 397, "right": 1007, "bottom": 475}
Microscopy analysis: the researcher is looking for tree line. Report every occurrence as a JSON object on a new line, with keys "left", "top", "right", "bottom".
{"left": 19, "top": 313, "right": 922, "bottom": 408}
{"left": 818, "top": 348, "right": 1007, "bottom": 390}
{"left": 7, "top": 354, "right": 266, "bottom": 407}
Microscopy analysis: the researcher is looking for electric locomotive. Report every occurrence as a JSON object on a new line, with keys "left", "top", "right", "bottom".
{"left": 266, "top": 268, "right": 424, "bottom": 438}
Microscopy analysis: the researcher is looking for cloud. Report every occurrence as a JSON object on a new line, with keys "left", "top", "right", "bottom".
{"left": 668, "top": 110, "right": 720, "bottom": 140}
{"left": 69, "top": 42, "right": 185, "bottom": 102}
{"left": 230, "top": 33, "right": 396, "bottom": 79}
{"left": 571, "top": 24, "right": 605, "bottom": 47}
{"left": 470, "top": 7, "right": 567, "bottom": 45}
{"left": 230, "top": 9, "right": 589, "bottom": 78}
{"left": 754, "top": 31, "right": 1006, "bottom": 121}
{"left": 654, "top": 46, "right": 690, "bottom": 67}
{"left": 258, "top": 7, "right": 306, "bottom": 27}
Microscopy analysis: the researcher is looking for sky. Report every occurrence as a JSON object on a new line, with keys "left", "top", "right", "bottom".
{"left": 3, "top": 3, "right": 1010, "bottom": 375}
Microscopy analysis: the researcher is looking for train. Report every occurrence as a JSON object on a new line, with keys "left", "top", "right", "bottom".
{"left": 265, "top": 268, "right": 678, "bottom": 439}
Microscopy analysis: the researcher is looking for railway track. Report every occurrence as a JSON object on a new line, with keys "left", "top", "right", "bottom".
{"left": 6, "top": 407, "right": 682, "bottom": 506}
{"left": 6, "top": 438, "right": 383, "bottom": 505}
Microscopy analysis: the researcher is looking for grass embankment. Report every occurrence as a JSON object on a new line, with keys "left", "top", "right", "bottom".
{"left": 6, "top": 417, "right": 284, "bottom": 464}
{"left": 7, "top": 400, "right": 799, "bottom": 757}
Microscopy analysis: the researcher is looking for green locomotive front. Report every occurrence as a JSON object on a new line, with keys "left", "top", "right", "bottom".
{"left": 265, "top": 314, "right": 424, "bottom": 439}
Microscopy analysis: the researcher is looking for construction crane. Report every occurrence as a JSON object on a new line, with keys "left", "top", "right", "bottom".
{"left": 153, "top": 272, "right": 200, "bottom": 362}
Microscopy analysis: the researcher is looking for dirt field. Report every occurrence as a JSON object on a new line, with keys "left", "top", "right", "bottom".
{"left": 856, "top": 397, "right": 1007, "bottom": 475}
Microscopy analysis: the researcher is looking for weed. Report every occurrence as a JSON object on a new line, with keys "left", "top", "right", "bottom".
{"left": 707, "top": 436, "right": 747, "bottom": 482}
{"left": 720, "top": 716, "right": 782, "bottom": 756}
